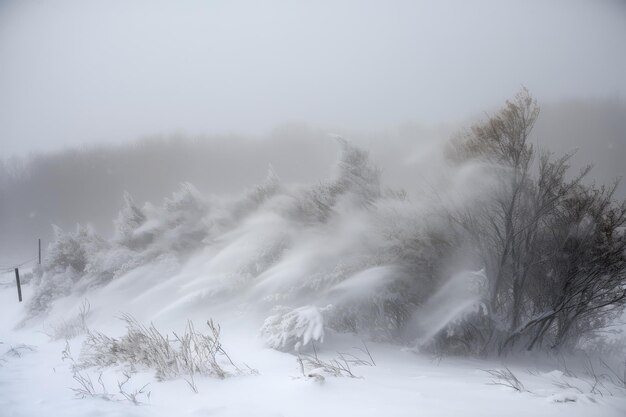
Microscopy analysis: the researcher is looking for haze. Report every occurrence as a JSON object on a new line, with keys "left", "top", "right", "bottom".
{"left": 1, "top": 0, "right": 625, "bottom": 156}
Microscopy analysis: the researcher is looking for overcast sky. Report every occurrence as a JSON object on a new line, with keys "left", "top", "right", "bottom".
{"left": 1, "top": 0, "right": 625, "bottom": 156}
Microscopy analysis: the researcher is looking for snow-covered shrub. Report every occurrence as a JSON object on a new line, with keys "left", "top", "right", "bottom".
{"left": 289, "top": 181, "right": 343, "bottom": 223}
{"left": 114, "top": 191, "right": 150, "bottom": 250}
{"left": 44, "top": 225, "right": 108, "bottom": 275}
{"left": 62, "top": 341, "right": 152, "bottom": 403}
{"left": 484, "top": 368, "right": 527, "bottom": 392}
{"left": 260, "top": 305, "right": 327, "bottom": 351}
{"left": 110, "top": 183, "right": 210, "bottom": 266}
{"left": 163, "top": 183, "right": 207, "bottom": 225}
{"left": 229, "top": 165, "right": 282, "bottom": 221}
{"left": 298, "top": 352, "right": 358, "bottom": 380}
{"left": 113, "top": 183, "right": 210, "bottom": 260}
{"left": 80, "top": 316, "right": 244, "bottom": 383}
{"left": 286, "top": 138, "right": 381, "bottom": 224}
{"left": 27, "top": 183, "right": 210, "bottom": 318}
{"left": 28, "top": 226, "right": 108, "bottom": 315}
{"left": 296, "top": 341, "right": 375, "bottom": 381}
{"left": 334, "top": 136, "right": 381, "bottom": 205}
{"left": 153, "top": 182, "right": 210, "bottom": 253}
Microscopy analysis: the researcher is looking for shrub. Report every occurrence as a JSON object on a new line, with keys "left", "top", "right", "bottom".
{"left": 261, "top": 305, "right": 326, "bottom": 351}
{"left": 79, "top": 315, "right": 245, "bottom": 384}
{"left": 447, "top": 89, "right": 626, "bottom": 354}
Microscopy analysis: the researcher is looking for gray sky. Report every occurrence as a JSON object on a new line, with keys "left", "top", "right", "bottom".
{"left": 1, "top": 0, "right": 625, "bottom": 156}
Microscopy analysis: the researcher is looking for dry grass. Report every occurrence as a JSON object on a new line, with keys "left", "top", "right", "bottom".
{"left": 46, "top": 300, "right": 90, "bottom": 341}
{"left": 297, "top": 341, "right": 375, "bottom": 380}
{"left": 76, "top": 315, "right": 251, "bottom": 393}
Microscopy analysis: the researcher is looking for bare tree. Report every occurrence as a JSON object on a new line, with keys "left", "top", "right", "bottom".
{"left": 447, "top": 88, "right": 626, "bottom": 354}
{"left": 522, "top": 182, "right": 626, "bottom": 350}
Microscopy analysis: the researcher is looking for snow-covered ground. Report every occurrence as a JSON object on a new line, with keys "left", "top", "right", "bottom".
{"left": 2, "top": 275, "right": 625, "bottom": 417}
{"left": 1, "top": 139, "right": 625, "bottom": 417}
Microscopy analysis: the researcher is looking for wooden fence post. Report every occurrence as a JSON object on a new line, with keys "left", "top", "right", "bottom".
{"left": 15, "top": 268, "right": 22, "bottom": 302}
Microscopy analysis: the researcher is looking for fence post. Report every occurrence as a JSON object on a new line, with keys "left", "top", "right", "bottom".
{"left": 15, "top": 268, "right": 22, "bottom": 302}
{"left": 38, "top": 238, "right": 41, "bottom": 265}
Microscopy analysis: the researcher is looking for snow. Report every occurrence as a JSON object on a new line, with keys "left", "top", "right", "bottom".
{"left": 1, "top": 140, "right": 625, "bottom": 416}
{"left": 2, "top": 278, "right": 626, "bottom": 417}
{"left": 410, "top": 269, "right": 483, "bottom": 347}
{"left": 260, "top": 305, "right": 326, "bottom": 351}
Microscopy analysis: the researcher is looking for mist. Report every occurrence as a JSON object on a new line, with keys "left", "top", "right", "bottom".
{"left": 2, "top": 0, "right": 624, "bottom": 261}
{"left": 2, "top": 95, "right": 624, "bottom": 263}
{"left": 1, "top": 0, "right": 625, "bottom": 157}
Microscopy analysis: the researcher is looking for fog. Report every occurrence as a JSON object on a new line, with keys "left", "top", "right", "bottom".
{"left": 1, "top": 0, "right": 625, "bottom": 157}
{"left": 1, "top": 1, "right": 625, "bottom": 263}
{"left": 2, "top": 95, "right": 625, "bottom": 264}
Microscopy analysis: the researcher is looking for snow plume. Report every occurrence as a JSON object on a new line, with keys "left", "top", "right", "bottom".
{"left": 26, "top": 138, "right": 490, "bottom": 347}
{"left": 409, "top": 269, "right": 485, "bottom": 347}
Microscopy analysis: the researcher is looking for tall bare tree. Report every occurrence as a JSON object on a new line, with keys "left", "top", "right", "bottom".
{"left": 448, "top": 89, "right": 626, "bottom": 354}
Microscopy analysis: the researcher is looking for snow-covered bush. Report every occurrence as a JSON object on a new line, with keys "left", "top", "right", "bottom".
{"left": 261, "top": 305, "right": 326, "bottom": 351}
{"left": 114, "top": 191, "right": 150, "bottom": 250}
{"left": 286, "top": 137, "right": 381, "bottom": 224}
{"left": 28, "top": 226, "right": 108, "bottom": 315}
{"left": 44, "top": 225, "right": 108, "bottom": 275}
{"left": 289, "top": 181, "right": 343, "bottom": 223}
{"left": 229, "top": 165, "right": 282, "bottom": 221}
{"left": 143, "top": 182, "right": 211, "bottom": 254}
{"left": 114, "top": 183, "right": 210, "bottom": 258}
{"left": 334, "top": 136, "right": 381, "bottom": 205}
{"left": 27, "top": 183, "right": 210, "bottom": 318}
{"left": 297, "top": 345, "right": 375, "bottom": 380}
{"left": 80, "top": 316, "right": 244, "bottom": 383}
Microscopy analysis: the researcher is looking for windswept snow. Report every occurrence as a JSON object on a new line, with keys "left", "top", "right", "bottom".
{"left": 1, "top": 140, "right": 625, "bottom": 416}
{"left": 2, "top": 267, "right": 626, "bottom": 417}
